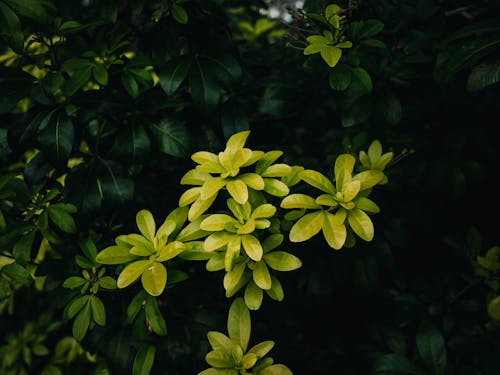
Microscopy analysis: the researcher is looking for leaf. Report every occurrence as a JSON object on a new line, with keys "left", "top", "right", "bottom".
{"left": 64, "top": 67, "right": 92, "bottom": 96}
{"left": 67, "top": 296, "right": 89, "bottom": 319}
{"left": 96, "top": 159, "right": 134, "bottom": 206}
{"left": 248, "top": 340, "right": 274, "bottom": 358}
{"left": 89, "top": 295, "right": 106, "bottom": 326}
{"left": 13, "top": 230, "right": 35, "bottom": 264}
{"left": 110, "top": 123, "right": 151, "bottom": 163}
{"left": 121, "top": 71, "right": 139, "bottom": 97}
{"left": 132, "top": 345, "right": 156, "bottom": 375}
{"left": 242, "top": 234, "right": 263, "bottom": 261}
{"left": 96, "top": 245, "right": 139, "bottom": 264}
{"left": 2, "top": 263, "right": 33, "bottom": 285}
{"left": 92, "top": 64, "right": 108, "bottom": 86}
{"left": 63, "top": 276, "right": 87, "bottom": 289}
{"left": 320, "top": 46, "right": 342, "bottom": 68}
{"left": 350, "top": 67, "right": 373, "bottom": 93}
{"left": 149, "top": 118, "right": 192, "bottom": 157}
{"left": 0, "top": 1, "right": 24, "bottom": 53}
{"left": 227, "top": 297, "right": 251, "bottom": 351}
{"left": 141, "top": 262, "right": 167, "bottom": 296}
{"left": 205, "top": 350, "right": 235, "bottom": 368}
{"left": 280, "top": 194, "right": 321, "bottom": 209}
{"left": 257, "top": 364, "right": 293, "bottom": 375}
{"left": 159, "top": 55, "right": 192, "bottom": 96}
{"left": 329, "top": 64, "right": 352, "bottom": 90}
{"left": 117, "top": 260, "right": 154, "bottom": 289}
{"left": 144, "top": 295, "right": 167, "bottom": 336}
{"left": 300, "top": 169, "right": 336, "bottom": 194}
{"left": 72, "top": 302, "right": 91, "bottom": 341}
{"left": 221, "top": 100, "right": 250, "bottom": 139}
{"left": 171, "top": 4, "right": 188, "bottom": 24}
{"left": 244, "top": 281, "right": 263, "bottom": 310}
{"left": 373, "top": 353, "right": 424, "bottom": 374}
{"left": 37, "top": 112, "right": 75, "bottom": 169}
{"left": 358, "top": 19, "right": 384, "bottom": 39}
{"left": 190, "top": 55, "right": 220, "bottom": 109}
{"left": 253, "top": 261, "right": 271, "bottom": 290}
{"left": 467, "top": 58, "right": 500, "bottom": 92}
{"left": 289, "top": 211, "right": 323, "bottom": 243}
{"left": 416, "top": 321, "right": 446, "bottom": 375}
{"left": 347, "top": 208, "right": 374, "bottom": 241}
{"left": 488, "top": 296, "right": 500, "bottom": 320}
{"left": 3, "top": 0, "right": 51, "bottom": 23}
{"left": 47, "top": 204, "right": 77, "bottom": 233}
{"left": 207, "top": 331, "right": 233, "bottom": 352}
{"left": 136, "top": 210, "right": 156, "bottom": 242}
{"left": 263, "top": 251, "right": 302, "bottom": 271}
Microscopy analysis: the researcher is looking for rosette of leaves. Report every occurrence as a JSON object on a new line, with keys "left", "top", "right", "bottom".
{"left": 358, "top": 140, "right": 393, "bottom": 185}
{"left": 199, "top": 198, "right": 277, "bottom": 272}
{"left": 281, "top": 151, "right": 390, "bottom": 250}
{"left": 206, "top": 233, "right": 302, "bottom": 310}
{"left": 199, "top": 297, "right": 292, "bottom": 375}
{"left": 179, "top": 131, "right": 293, "bottom": 222}
{"left": 95, "top": 207, "right": 193, "bottom": 296}
{"left": 62, "top": 239, "right": 117, "bottom": 341}
{"left": 303, "top": 4, "right": 353, "bottom": 68}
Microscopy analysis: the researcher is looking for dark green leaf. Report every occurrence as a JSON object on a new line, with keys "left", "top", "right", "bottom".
{"left": 95, "top": 159, "right": 134, "bottom": 206}
{"left": 93, "top": 64, "right": 109, "bottom": 86}
{"left": 110, "top": 123, "right": 151, "bottom": 162}
{"left": 329, "top": 64, "right": 352, "bottom": 90}
{"left": 190, "top": 55, "right": 220, "bottom": 109}
{"left": 121, "top": 71, "right": 139, "bottom": 97}
{"left": 144, "top": 295, "right": 167, "bottom": 336}
{"left": 221, "top": 100, "right": 249, "bottom": 139}
{"left": 64, "top": 67, "right": 92, "bottom": 96}
{"left": 79, "top": 238, "right": 97, "bottom": 262}
{"left": 149, "top": 118, "right": 192, "bottom": 157}
{"left": 373, "top": 353, "right": 425, "bottom": 374}
{"left": 171, "top": 4, "right": 188, "bottom": 24}
{"left": 3, "top": 0, "right": 51, "bottom": 23}
{"left": 0, "top": 277, "right": 12, "bottom": 301}
{"left": 0, "top": 1, "right": 24, "bottom": 53}
{"left": 467, "top": 58, "right": 500, "bottom": 92}
{"left": 0, "top": 68, "right": 33, "bottom": 113}
{"left": 358, "top": 19, "right": 384, "bottom": 39}
{"left": 37, "top": 112, "right": 75, "bottom": 169}
{"left": 132, "top": 345, "right": 156, "bottom": 375}
{"left": 159, "top": 55, "right": 192, "bottom": 95}
{"left": 2, "top": 263, "right": 33, "bottom": 286}
{"left": 47, "top": 204, "right": 77, "bottom": 233}
{"left": 13, "top": 229, "right": 35, "bottom": 264}
{"left": 416, "top": 321, "right": 446, "bottom": 375}
{"left": 126, "top": 290, "right": 147, "bottom": 325}
{"left": 90, "top": 295, "right": 106, "bottom": 326}
{"left": 72, "top": 302, "right": 91, "bottom": 341}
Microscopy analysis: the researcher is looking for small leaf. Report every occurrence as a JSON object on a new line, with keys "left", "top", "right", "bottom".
{"left": 207, "top": 331, "right": 233, "bottom": 352}
{"left": 2, "top": 263, "right": 33, "bottom": 285}
{"left": 136, "top": 210, "right": 156, "bottom": 242}
{"left": 244, "top": 281, "right": 263, "bottom": 310}
{"left": 347, "top": 209, "right": 374, "bottom": 241}
{"left": 171, "top": 4, "right": 188, "bottom": 24}
{"left": 67, "top": 295, "right": 89, "bottom": 319}
{"left": 96, "top": 245, "right": 139, "bottom": 265}
{"left": 89, "top": 295, "right": 106, "bottom": 326}
{"left": 145, "top": 295, "right": 167, "bottom": 336}
{"left": 289, "top": 211, "right": 323, "bottom": 243}
{"left": 13, "top": 230, "right": 35, "bottom": 264}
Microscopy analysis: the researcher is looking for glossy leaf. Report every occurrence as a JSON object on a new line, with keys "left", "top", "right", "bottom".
{"left": 141, "top": 262, "right": 167, "bottom": 296}
{"left": 132, "top": 345, "right": 156, "bottom": 375}
{"left": 227, "top": 297, "right": 251, "bottom": 351}
{"left": 289, "top": 211, "right": 323, "bottom": 243}
{"left": 416, "top": 321, "right": 446, "bottom": 375}
{"left": 158, "top": 56, "right": 192, "bottom": 95}
{"left": 37, "top": 113, "right": 75, "bottom": 169}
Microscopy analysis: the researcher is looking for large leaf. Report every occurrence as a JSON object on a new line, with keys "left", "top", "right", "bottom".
{"left": 37, "top": 112, "right": 75, "bottom": 169}
{"left": 289, "top": 211, "right": 323, "bottom": 243}
{"left": 149, "top": 118, "right": 192, "bottom": 157}
{"left": 373, "top": 353, "right": 424, "bottom": 374}
{"left": 227, "top": 297, "right": 251, "bottom": 351}
{"left": 0, "top": 1, "right": 23, "bottom": 53}
{"left": 110, "top": 123, "right": 150, "bottom": 162}
{"left": 190, "top": 55, "right": 220, "bottom": 109}
{"left": 159, "top": 55, "right": 192, "bottom": 95}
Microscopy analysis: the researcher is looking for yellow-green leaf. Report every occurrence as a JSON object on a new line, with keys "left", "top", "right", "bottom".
{"left": 178, "top": 187, "right": 201, "bottom": 206}
{"left": 207, "top": 331, "right": 234, "bottom": 352}
{"left": 347, "top": 208, "right": 374, "bottom": 241}
{"left": 322, "top": 212, "right": 347, "bottom": 249}
{"left": 201, "top": 214, "right": 237, "bottom": 231}
{"left": 354, "top": 197, "right": 380, "bottom": 213}
{"left": 96, "top": 245, "right": 139, "bottom": 265}
{"left": 342, "top": 180, "right": 361, "bottom": 202}
{"left": 265, "top": 275, "right": 284, "bottom": 301}
{"left": 201, "top": 177, "right": 226, "bottom": 200}
{"left": 136, "top": 210, "right": 156, "bottom": 242}
{"left": 289, "top": 211, "right": 323, "bottom": 242}
{"left": 156, "top": 241, "right": 185, "bottom": 262}
{"left": 251, "top": 204, "right": 276, "bottom": 219}
{"left": 244, "top": 280, "right": 263, "bottom": 310}
{"left": 205, "top": 232, "right": 236, "bottom": 252}
{"left": 299, "top": 169, "right": 335, "bottom": 194}
{"left": 320, "top": 46, "right": 342, "bottom": 67}
{"left": 226, "top": 179, "right": 248, "bottom": 204}
{"left": 239, "top": 173, "right": 265, "bottom": 190}
{"left": 188, "top": 193, "right": 217, "bottom": 221}
{"left": 141, "top": 262, "right": 167, "bottom": 296}
{"left": 263, "top": 251, "right": 302, "bottom": 271}
{"left": 242, "top": 234, "right": 263, "bottom": 261}
{"left": 352, "top": 170, "right": 384, "bottom": 190}
{"left": 223, "top": 261, "right": 246, "bottom": 292}
{"left": 117, "top": 260, "right": 154, "bottom": 289}
{"left": 263, "top": 178, "right": 290, "bottom": 197}
{"left": 248, "top": 340, "right": 275, "bottom": 358}
{"left": 280, "top": 193, "right": 321, "bottom": 209}
{"left": 253, "top": 261, "right": 271, "bottom": 290}
{"left": 227, "top": 297, "right": 251, "bottom": 351}
{"left": 261, "top": 164, "right": 292, "bottom": 177}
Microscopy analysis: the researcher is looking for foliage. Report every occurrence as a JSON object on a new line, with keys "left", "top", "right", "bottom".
{"left": 1, "top": 0, "right": 500, "bottom": 374}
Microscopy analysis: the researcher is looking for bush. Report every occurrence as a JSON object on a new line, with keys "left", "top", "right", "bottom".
{"left": 1, "top": 0, "right": 499, "bottom": 374}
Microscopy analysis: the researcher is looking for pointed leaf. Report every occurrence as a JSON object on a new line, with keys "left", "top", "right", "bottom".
{"left": 132, "top": 345, "right": 156, "bottom": 375}
{"left": 227, "top": 297, "right": 251, "bottom": 351}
